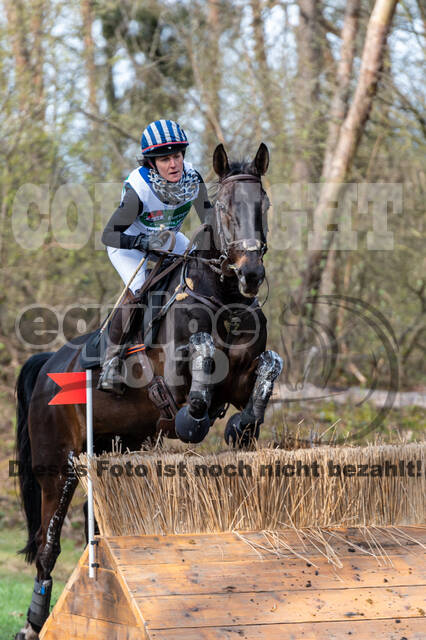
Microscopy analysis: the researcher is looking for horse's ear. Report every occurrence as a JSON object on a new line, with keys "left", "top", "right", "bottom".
{"left": 253, "top": 143, "right": 269, "bottom": 175}
{"left": 213, "top": 144, "right": 230, "bottom": 178}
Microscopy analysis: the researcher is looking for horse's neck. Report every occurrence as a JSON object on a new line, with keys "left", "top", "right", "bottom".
{"left": 189, "top": 252, "right": 250, "bottom": 307}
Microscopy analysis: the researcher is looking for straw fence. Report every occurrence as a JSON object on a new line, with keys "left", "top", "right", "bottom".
{"left": 77, "top": 443, "right": 425, "bottom": 537}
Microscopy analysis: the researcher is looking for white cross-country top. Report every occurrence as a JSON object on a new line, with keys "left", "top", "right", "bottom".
{"left": 122, "top": 161, "right": 199, "bottom": 237}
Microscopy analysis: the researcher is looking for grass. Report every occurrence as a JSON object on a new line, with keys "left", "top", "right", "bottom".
{"left": 0, "top": 526, "right": 84, "bottom": 639}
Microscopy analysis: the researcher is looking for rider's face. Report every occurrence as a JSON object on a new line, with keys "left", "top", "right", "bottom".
{"left": 155, "top": 152, "right": 184, "bottom": 182}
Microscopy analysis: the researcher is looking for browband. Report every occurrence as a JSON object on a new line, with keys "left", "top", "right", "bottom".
{"left": 221, "top": 174, "right": 261, "bottom": 185}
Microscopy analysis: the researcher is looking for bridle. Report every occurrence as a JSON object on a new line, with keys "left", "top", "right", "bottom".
{"left": 214, "top": 173, "right": 268, "bottom": 263}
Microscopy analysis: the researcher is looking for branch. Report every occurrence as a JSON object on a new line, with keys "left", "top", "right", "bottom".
{"left": 75, "top": 108, "right": 140, "bottom": 143}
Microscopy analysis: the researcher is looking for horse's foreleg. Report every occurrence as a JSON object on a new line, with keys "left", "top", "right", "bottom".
{"left": 175, "top": 332, "right": 216, "bottom": 443}
{"left": 18, "top": 454, "right": 78, "bottom": 640}
{"left": 187, "top": 332, "right": 216, "bottom": 418}
{"left": 225, "top": 350, "right": 283, "bottom": 448}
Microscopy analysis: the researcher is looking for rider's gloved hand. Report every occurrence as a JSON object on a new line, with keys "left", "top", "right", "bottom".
{"left": 131, "top": 231, "right": 168, "bottom": 252}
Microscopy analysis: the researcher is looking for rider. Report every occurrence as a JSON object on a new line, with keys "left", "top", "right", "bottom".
{"left": 98, "top": 119, "right": 211, "bottom": 394}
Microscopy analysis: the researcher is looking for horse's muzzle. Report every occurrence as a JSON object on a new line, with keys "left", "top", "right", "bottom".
{"left": 237, "top": 264, "right": 265, "bottom": 298}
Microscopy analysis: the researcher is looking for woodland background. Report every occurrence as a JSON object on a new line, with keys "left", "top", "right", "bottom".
{"left": 0, "top": 3, "right": 425, "bottom": 634}
{"left": 0, "top": 0, "right": 424, "bottom": 413}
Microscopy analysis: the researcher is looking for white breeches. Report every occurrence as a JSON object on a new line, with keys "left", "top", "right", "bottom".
{"left": 107, "top": 231, "right": 190, "bottom": 294}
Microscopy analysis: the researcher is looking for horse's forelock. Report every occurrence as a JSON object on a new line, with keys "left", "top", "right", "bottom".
{"left": 224, "top": 160, "right": 256, "bottom": 178}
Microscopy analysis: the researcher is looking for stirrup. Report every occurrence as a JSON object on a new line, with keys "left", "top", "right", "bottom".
{"left": 97, "top": 355, "right": 126, "bottom": 396}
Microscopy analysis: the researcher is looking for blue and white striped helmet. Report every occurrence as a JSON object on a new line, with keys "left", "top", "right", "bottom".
{"left": 141, "top": 119, "right": 189, "bottom": 157}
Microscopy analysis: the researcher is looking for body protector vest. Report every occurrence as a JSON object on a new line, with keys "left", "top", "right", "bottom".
{"left": 123, "top": 161, "right": 200, "bottom": 237}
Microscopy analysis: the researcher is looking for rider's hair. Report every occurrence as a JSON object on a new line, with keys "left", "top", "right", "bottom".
{"left": 137, "top": 157, "right": 153, "bottom": 168}
{"left": 137, "top": 149, "right": 186, "bottom": 169}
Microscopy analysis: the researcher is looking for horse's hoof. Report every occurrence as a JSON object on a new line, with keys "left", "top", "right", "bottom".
{"left": 224, "top": 413, "right": 258, "bottom": 448}
{"left": 175, "top": 405, "right": 210, "bottom": 443}
{"left": 15, "top": 623, "right": 39, "bottom": 640}
{"left": 188, "top": 391, "right": 208, "bottom": 419}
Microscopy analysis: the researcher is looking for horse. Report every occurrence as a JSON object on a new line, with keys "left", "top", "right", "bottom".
{"left": 14, "top": 142, "right": 283, "bottom": 640}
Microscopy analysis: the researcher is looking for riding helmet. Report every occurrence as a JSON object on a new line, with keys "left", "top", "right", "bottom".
{"left": 141, "top": 119, "right": 189, "bottom": 157}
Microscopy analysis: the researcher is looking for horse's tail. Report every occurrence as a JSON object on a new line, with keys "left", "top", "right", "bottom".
{"left": 16, "top": 352, "right": 53, "bottom": 563}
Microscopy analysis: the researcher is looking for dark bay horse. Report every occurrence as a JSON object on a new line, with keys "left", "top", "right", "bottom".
{"left": 15, "top": 143, "right": 282, "bottom": 639}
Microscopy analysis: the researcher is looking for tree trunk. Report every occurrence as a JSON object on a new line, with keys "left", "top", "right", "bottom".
{"left": 316, "top": 0, "right": 360, "bottom": 326}
{"left": 30, "top": 0, "right": 45, "bottom": 116}
{"left": 296, "top": 0, "right": 399, "bottom": 319}
{"left": 4, "top": 0, "right": 31, "bottom": 112}
{"left": 292, "top": 0, "right": 322, "bottom": 182}
{"left": 250, "top": 0, "right": 284, "bottom": 137}
{"left": 81, "top": 0, "right": 97, "bottom": 114}
{"left": 202, "top": 0, "right": 222, "bottom": 155}
{"left": 187, "top": 8, "right": 224, "bottom": 152}
{"left": 321, "top": 0, "right": 360, "bottom": 179}
{"left": 5, "top": 0, "right": 46, "bottom": 118}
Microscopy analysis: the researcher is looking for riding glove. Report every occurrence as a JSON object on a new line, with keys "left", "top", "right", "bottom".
{"left": 130, "top": 232, "right": 166, "bottom": 252}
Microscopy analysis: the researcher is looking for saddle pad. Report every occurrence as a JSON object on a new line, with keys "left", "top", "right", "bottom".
{"left": 79, "top": 330, "right": 146, "bottom": 370}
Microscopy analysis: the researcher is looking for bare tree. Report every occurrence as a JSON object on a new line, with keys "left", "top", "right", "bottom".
{"left": 202, "top": 0, "right": 222, "bottom": 154}
{"left": 296, "top": 0, "right": 399, "bottom": 320}
{"left": 321, "top": 0, "right": 360, "bottom": 179}
{"left": 81, "top": 0, "right": 97, "bottom": 115}
{"left": 4, "top": 0, "right": 46, "bottom": 116}
{"left": 292, "top": 0, "right": 322, "bottom": 182}
{"left": 250, "top": 0, "right": 284, "bottom": 137}
{"left": 316, "top": 0, "right": 360, "bottom": 325}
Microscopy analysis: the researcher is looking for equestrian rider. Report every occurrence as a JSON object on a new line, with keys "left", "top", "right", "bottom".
{"left": 98, "top": 119, "right": 211, "bottom": 394}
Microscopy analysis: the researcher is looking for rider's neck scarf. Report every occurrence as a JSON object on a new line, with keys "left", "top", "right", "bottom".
{"left": 148, "top": 166, "right": 200, "bottom": 206}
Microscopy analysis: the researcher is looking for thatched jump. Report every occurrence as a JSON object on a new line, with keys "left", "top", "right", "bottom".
{"left": 77, "top": 443, "right": 426, "bottom": 536}
{"left": 37, "top": 442, "right": 426, "bottom": 639}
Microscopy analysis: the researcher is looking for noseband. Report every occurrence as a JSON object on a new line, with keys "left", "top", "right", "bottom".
{"left": 215, "top": 174, "right": 268, "bottom": 261}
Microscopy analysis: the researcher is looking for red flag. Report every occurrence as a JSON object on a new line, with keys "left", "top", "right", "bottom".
{"left": 48, "top": 372, "right": 87, "bottom": 405}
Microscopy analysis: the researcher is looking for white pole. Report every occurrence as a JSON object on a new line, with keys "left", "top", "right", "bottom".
{"left": 86, "top": 369, "right": 96, "bottom": 579}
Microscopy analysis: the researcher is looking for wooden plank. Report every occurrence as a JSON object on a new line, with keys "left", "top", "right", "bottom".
{"left": 40, "top": 612, "right": 143, "bottom": 640}
{"left": 148, "top": 617, "right": 426, "bottom": 640}
{"left": 61, "top": 566, "right": 139, "bottom": 626}
{"left": 106, "top": 528, "right": 426, "bottom": 566}
{"left": 94, "top": 536, "right": 114, "bottom": 570}
{"left": 40, "top": 548, "right": 89, "bottom": 640}
{"left": 121, "top": 554, "right": 426, "bottom": 596}
{"left": 82, "top": 538, "right": 149, "bottom": 630}
{"left": 136, "top": 585, "right": 426, "bottom": 629}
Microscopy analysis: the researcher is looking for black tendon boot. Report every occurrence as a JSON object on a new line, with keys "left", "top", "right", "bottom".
{"left": 27, "top": 577, "right": 53, "bottom": 633}
{"left": 97, "top": 291, "right": 140, "bottom": 395}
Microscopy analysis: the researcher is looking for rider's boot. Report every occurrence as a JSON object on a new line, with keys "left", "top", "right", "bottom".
{"left": 97, "top": 290, "right": 140, "bottom": 395}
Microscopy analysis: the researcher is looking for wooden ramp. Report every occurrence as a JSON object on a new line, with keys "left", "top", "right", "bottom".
{"left": 40, "top": 527, "right": 426, "bottom": 639}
